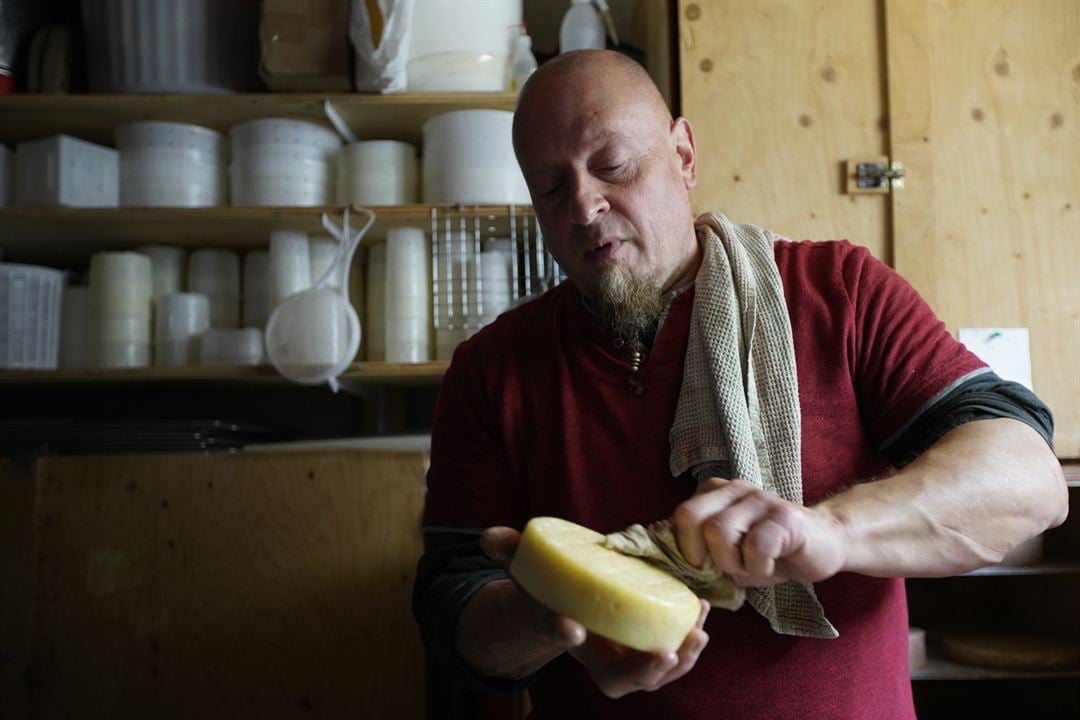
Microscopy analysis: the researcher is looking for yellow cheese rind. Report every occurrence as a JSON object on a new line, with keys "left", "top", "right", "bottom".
{"left": 509, "top": 516, "right": 701, "bottom": 653}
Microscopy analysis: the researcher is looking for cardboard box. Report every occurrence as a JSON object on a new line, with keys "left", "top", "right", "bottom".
{"left": 259, "top": 0, "right": 352, "bottom": 91}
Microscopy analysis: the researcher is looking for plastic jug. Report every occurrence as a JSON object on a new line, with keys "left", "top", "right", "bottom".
{"left": 559, "top": 0, "right": 605, "bottom": 53}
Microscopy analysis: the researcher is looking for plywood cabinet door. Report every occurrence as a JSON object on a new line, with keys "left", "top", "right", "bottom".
{"left": 886, "top": 0, "right": 1080, "bottom": 457}
{"left": 680, "top": 0, "right": 1079, "bottom": 457}
{"left": 679, "top": 0, "right": 890, "bottom": 261}
{"left": 30, "top": 449, "right": 428, "bottom": 720}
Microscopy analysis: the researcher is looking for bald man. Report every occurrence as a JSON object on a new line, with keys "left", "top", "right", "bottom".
{"left": 413, "top": 51, "right": 1066, "bottom": 719}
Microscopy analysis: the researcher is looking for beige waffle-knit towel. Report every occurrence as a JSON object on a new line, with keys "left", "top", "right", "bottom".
{"left": 606, "top": 211, "right": 837, "bottom": 639}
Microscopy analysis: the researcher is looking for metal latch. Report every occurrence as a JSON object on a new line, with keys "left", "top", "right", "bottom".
{"left": 846, "top": 157, "right": 905, "bottom": 194}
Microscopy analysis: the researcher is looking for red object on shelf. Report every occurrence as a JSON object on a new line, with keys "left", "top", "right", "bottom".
{"left": 0, "top": 69, "right": 14, "bottom": 94}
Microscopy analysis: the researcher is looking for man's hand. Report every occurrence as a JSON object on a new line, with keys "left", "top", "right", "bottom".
{"left": 455, "top": 525, "right": 710, "bottom": 697}
{"left": 567, "top": 599, "right": 709, "bottom": 699}
{"left": 671, "top": 478, "right": 849, "bottom": 587}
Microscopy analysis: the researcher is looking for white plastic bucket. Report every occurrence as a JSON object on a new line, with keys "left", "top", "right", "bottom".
{"left": 117, "top": 122, "right": 227, "bottom": 206}
{"left": 229, "top": 119, "right": 342, "bottom": 160}
{"left": 422, "top": 110, "right": 530, "bottom": 204}
{"left": 337, "top": 141, "right": 418, "bottom": 205}
{"left": 88, "top": 252, "right": 153, "bottom": 318}
{"left": 116, "top": 121, "right": 225, "bottom": 155}
{"left": 407, "top": 0, "right": 521, "bottom": 91}
{"left": 0, "top": 263, "right": 65, "bottom": 369}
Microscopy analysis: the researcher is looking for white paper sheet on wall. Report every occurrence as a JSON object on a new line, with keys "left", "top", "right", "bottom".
{"left": 958, "top": 327, "right": 1033, "bottom": 391}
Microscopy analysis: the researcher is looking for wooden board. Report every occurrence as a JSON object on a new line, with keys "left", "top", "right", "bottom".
{"left": 679, "top": 0, "right": 889, "bottom": 261}
{"left": 0, "top": 205, "right": 536, "bottom": 267}
{"left": 0, "top": 458, "right": 35, "bottom": 720}
{"left": 0, "top": 362, "right": 448, "bottom": 387}
{"left": 0, "top": 93, "right": 517, "bottom": 148}
{"left": 886, "top": 0, "right": 1080, "bottom": 457}
{"left": 31, "top": 449, "right": 429, "bottom": 720}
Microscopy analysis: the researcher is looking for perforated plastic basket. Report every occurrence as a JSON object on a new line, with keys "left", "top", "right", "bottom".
{"left": 0, "top": 263, "right": 65, "bottom": 369}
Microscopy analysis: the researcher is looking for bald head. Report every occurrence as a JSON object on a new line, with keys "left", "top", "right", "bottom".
{"left": 513, "top": 50, "right": 672, "bottom": 158}
{"left": 509, "top": 49, "right": 701, "bottom": 308}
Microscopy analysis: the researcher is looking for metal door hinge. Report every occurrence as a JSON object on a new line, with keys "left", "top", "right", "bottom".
{"left": 846, "top": 157, "right": 905, "bottom": 194}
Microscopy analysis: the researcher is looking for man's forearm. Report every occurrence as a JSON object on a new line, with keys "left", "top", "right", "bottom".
{"left": 821, "top": 418, "right": 1068, "bottom": 577}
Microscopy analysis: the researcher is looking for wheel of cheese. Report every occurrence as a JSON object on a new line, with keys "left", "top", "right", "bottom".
{"left": 509, "top": 516, "right": 701, "bottom": 653}
{"left": 940, "top": 632, "right": 1080, "bottom": 670}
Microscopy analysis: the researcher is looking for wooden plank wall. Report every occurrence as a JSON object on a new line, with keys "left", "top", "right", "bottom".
{"left": 887, "top": 0, "right": 1080, "bottom": 457}
{"left": 28, "top": 449, "right": 428, "bottom": 720}
{"left": 679, "top": 0, "right": 890, "bottom": 261}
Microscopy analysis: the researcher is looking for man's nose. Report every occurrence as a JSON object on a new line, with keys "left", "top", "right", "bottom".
{"left": 567, "top": 174, "right": 610, "bottom": 225}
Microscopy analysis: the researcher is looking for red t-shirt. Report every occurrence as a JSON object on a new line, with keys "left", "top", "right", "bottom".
{"left": 424, "top": 240, "right": 986, "bottom": 720}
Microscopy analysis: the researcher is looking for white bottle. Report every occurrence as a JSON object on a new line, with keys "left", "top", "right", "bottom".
{"left": 510, "top": 26, "right": 538, "bottom": 92}
{"left": 559, "top": 0, "right": 605, "bottom": 54}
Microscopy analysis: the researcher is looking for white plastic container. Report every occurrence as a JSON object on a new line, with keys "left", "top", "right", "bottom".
{"left": 336, "top": 141, "right": 418, "bottom": 205}
{"left": 200, "top": 327, "right": 264, "bottom": 366}
{"left": 0, "top": 263, "right": 65, "bottom": 369}
{"left": 385, "top": 227, "right": 430, "bottom": 363}
{"left": 88, "top": 252, "right": 153, "bottom": 318}
{"left": 135, "top": 245, "right": 186, "bottom": 300}
{"left": 15, "top": 135, "right": 119, "bottom": 207}
{"left": 230, "top": 165, "right": 333, "bottom": 206}
{"left": 86, "top": 252, "right": 153, "bottom": 368}
{"left": 0, "top": 144, "right": 12, "bottom": 207}
{"left": 118, "top": 121, "right": 226, "bottom": 156}
{"left": 154, "top": 292, "right": 210, "bottom": 367}
{"left": 59, "top": 286, "right": 89, "bottom": 369}
{"left": 81, "top": 0, "right": 259, "bottom": 93}
{"left": 229, "top": 119, "right": 341, "bottom": 206}
{"left": 229, "top": 119, "right": 342, "bottom": 158}
{"left": 269, "top": 231, "right": 311, "bottom": 305}
{"left": 264, "top": 286, "right": 353, "bottom": 371}
{"left": 90, "top": 342, "right": 150, "bottom": 369}
{"left": 560, "top": 0, "right": 606, "bottom": 53}
{"left": 407, "top": 0, "right": 522, "bottom": 92}
{"left": 89, "top": 315, "right": 152, "bottom": 344}
{"left": 117, "top": 122, "right": 227, "bottom": 207}
{"left": 422, "top": 110, "right": 530, "bottom": 204}
{"left": 510, "top": 27, "right": 538, "bottom": 91}
{"left": 385, "top": 318, "right": 429, "bottom": 363}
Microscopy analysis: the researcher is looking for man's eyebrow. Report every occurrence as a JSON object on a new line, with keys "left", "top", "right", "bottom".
{"left": 519, "top": 130, "right": 632, "bottom": 174}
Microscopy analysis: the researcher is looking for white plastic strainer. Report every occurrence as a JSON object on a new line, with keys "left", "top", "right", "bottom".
{"left": 265, "top": 207, "right": 374, "bottom": 391}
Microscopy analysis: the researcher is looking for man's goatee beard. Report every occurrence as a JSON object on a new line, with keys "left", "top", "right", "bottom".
{"left": 593, "top": 265, "right": 664, "bottom": 347}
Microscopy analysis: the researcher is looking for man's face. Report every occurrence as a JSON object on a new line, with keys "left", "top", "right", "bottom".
{"left": 514, "top": 89, "right": 699, "bottom": 300}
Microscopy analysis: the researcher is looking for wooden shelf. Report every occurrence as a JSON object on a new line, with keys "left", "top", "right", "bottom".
{"left": 958, "top": 562, "right": 1080, "bottom": 577}
{"left": 0, "top": 361, "right": 449, "bottom": 387}
{"left": 0, "top": 92, "right": 518, "bottom": 147}
{"left": 0, "top": 205, "right": 536, "bottom": 266}
{"left": 911, "top": 656, "right": 1080, "bottom": 681}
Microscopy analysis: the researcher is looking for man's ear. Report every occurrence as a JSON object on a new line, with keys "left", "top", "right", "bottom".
{"left": 671, "top": 117, "right": 698, "bottom": 190}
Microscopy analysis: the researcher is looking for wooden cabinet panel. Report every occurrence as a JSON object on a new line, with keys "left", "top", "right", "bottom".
{"left": 886, "top": 0, "right": 1080, "bottom": 456}
{"left": 29, "top": 449, "right": 428, "bottom": 720}
{"left": 681, "top": 0, "right": 1078, "bottom": 457}
{"left": 680, "top": 0, "right": 889, "bottom": 261}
